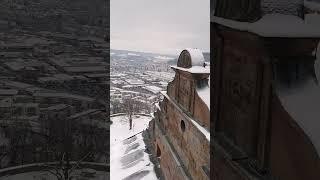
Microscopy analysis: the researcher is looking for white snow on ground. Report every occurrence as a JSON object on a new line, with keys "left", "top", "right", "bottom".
{"left": 110, "top": 115, "right": 157, "bottom": 180}
{"left": 212, "top": 13, "right": 320, "bottom": 37}
{"left": 278, "top": 78, "right": 320, "bottom": 156}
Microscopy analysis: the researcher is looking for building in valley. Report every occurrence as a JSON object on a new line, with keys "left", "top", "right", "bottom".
{"left": 147, "top": 49, "right": 210, "bottom": 180}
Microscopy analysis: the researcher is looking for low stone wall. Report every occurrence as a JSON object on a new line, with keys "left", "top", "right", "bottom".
{"left": 110, "top": 113, "right": 151, "bottom": 118}
{"left": 0, "top": 162, "right": 108, "bottom": 177}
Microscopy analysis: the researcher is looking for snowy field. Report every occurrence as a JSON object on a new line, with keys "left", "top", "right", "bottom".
{"left": 110, "top": 115, "right": 157, "bottom": 180}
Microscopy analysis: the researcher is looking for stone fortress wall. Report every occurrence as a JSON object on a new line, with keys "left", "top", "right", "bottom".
{"left": 147, "top": 49, "right": 210, "bottom": 180}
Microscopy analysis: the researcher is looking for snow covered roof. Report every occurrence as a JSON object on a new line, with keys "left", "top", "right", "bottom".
{"left": 172, "top": 65, "right": 210, "bottom": 74}
{"left": 34, "top": 92, "right": 95, "bottom": 102}
{"left": 304, "top": 0, "right": 320, "bottom": 11}
{"left": 176, "top": 48, "right": 206, "bottom": 68}
{"left": 0, "top": 89, "right": 18, "bottom": 96}
{"left": 172, "top": 48, "right": 210, "bottom": 74}
{"left": 212, "top": 13, "right": 320, "bottom": 37}
{"left": 197, "top": 85, "right": 210, "bottom": 109}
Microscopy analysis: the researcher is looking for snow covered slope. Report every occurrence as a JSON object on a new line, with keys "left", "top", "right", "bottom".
{"left": 110, "top": 115, "right": 157, "bottom": 180}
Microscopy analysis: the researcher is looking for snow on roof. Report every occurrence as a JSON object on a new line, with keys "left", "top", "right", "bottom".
{"left": 144, "top": 85, "right": 162, "bottom": 94}
{"left": 64, "top": 66, "right": 107, "bottom": 73}
{"left": 84, "top": 73, "right": 108, "bottom": 78}
{"left": 186, "top": 48, "right": 205, "bottom": 66}
{"left": 54, "top": 73, "right": 74, "bottom": 81}
{"left": 38, "top": 76, "right": 59, "bottom": 82}
{"left": 212, "top": 13, "right": 320, "bottom": 37}
{"left": 196, "top": 86, "right": 210, "bottom": 109}
{"left": 2, "top": 81, "right": 33, "bottom": 89}
{"left": 161, "top": 91, "right": 210, "bottom": 141}
{"left": 177, "top": 48, "right": 206, "bottom": 68}
{"left": 68, "top": 109, "right": 100, "bottom": 119}
{"left": 34, "top": 92, "right": 95, "bottom": 102}
{"left": 125, "top": 79, "right": 145, "bottom": 85}
{"left": 172, "top": 65, "right": 210, "bottom": 74}
{"left": 0, "top": 89, "right": 18, "bottom": 96}
{"left": 304, "top": 0, "right": 320, "bottom": 11}
{"left": 278, "top": 78, "right": 320, "bottom": 156}
{"left": 46, "top": 104, "right": 69, "bottom": 111}
{"left": 189, "top": 118, "right": 210, "bottom": 141}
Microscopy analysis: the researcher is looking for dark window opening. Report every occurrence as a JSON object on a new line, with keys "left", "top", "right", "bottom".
{"left": 180, "top": 120, "right": 186, "bottom": 132}
{"left": 156, "top": 144, "right": 161, "bottom": 158}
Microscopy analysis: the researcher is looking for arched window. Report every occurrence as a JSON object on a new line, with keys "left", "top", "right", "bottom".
{"left": 156, "top": 144, "right": 161, "bottom": 158}
{"left": 180, "top": 120, "right": 186, "bottom": 132}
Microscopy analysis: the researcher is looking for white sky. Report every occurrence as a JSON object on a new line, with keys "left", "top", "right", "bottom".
{"left": 111, "top": 0, "right": 210, "bottom": 55}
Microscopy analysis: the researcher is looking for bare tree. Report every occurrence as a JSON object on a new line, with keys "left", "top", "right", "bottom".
{"left": 43, "top": 151, "right": 92, "bottom": 180}
{"left": 123, "top": 97, "right": 138, "bottom": 130}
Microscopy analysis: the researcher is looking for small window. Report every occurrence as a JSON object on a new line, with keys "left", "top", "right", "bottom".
{"left": 180, "top": 120, "right": 186, "bottom": 132}
{"left": 156, "top": 144, "right": 161, "bottom": 158}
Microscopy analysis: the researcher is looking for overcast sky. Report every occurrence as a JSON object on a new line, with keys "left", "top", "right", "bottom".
{"left": 111, "top": 0, "right": 210, "bottom": 55}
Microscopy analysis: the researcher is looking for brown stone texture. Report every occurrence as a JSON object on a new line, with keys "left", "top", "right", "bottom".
{"left": 167, "top": 70, "right": 210, "bottom": 129}
{"left": 147, "top": 50, "right": 210, "bottom": 180}
{"left": 212, "top": 21, "right": 320, "bottom": 180}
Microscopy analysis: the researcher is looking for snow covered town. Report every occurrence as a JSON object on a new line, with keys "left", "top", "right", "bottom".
{"left": 109, "top": 48, "right": 210, "bottom": 180}
{"left": 110, "top": 49, "right": 177, "bottom": 115}
{"left": 0, "top": 0, "right": 109, "bottom": 179}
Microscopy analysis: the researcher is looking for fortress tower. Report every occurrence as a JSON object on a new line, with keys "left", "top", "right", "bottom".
{"left": 147, "top": 49, "right": 210, "bottom": 180}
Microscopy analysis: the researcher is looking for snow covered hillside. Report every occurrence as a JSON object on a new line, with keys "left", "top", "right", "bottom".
{"left": 110, "top": 115, "right": 158, "bottom": 180}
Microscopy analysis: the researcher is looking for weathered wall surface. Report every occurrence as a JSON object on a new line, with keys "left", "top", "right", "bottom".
{"left": 153, "top": 120, "right": 189, "bottom": 180}
{"left": 148, "top": 92, "right": 209, "bottom": 180}
{"left": 148, "top": 49, "right": 210, "bottom": 180}
{"left": 212, "top": 22, "right": 320, "bottom": 180}
{"left": 167, "top": 70, "right": 210, "bottom": 129}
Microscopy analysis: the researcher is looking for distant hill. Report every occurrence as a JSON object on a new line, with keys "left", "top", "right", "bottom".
{"left": 111, "top": 49, "right": 176, "bottom": 62}
{"left": 111, "top": 49, "right": 210, "bottom": 65}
